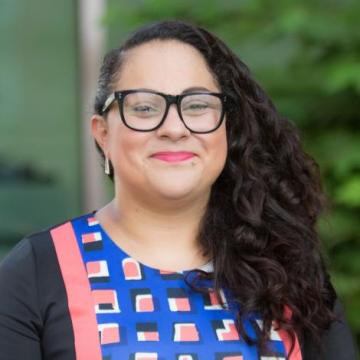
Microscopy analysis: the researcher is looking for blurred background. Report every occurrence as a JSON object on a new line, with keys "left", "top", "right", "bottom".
{"left": 0, "top": 0, "right": 359, "bottom": 346}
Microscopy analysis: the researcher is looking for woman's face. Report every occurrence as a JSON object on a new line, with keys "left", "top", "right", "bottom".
{"left": 93, "top": 40, "right": 227, "bottom": 204}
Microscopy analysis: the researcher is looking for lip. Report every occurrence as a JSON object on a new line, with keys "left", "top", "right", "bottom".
{"left": 151, "top": 151, "right": 196, "bottom": 163}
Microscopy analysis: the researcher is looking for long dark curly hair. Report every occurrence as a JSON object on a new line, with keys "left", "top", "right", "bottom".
{"left": 94, "top": 19, "right": 337, "bottom": 356}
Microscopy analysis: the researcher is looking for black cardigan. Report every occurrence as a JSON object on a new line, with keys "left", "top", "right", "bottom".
{"left": 0, "top": 226, "right": 358, "bottom": 360}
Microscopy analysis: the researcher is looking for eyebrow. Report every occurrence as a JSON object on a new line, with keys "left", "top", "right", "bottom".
{"left": 132, "top": 86, "right": 213, "bottom": 94}
{"left": 181, "top": 86, "right": 212, "bottom": 94}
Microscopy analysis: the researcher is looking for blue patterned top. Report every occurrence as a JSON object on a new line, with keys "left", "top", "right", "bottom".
{"left": 71, "top": 212, "right": 288, "bottom": 360}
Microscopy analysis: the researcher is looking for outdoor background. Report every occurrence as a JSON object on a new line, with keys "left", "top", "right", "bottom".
{"left": 1, "top": 0, "right": 359, "bottom": 346}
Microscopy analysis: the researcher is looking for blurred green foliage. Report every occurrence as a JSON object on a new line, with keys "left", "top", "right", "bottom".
{"left": 104, "top": 0, "right": 360, "bottom": 342}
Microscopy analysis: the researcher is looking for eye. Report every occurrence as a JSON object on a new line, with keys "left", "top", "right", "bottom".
{"left": 182, "top": 101, "right": 210, "bottom": 113}
{"left": 127, "top": 102, "right": 162, "bottom": 118}
{"left": 133, "top": 105, "right": 156, "bottom": 113}
{"left": 187, "top": 103, "right": 209, "bottom": 110}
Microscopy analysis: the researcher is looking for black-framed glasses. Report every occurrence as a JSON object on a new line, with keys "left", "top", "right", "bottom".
{"left": 101, "top": 89, "right": 227, "bottom": 134}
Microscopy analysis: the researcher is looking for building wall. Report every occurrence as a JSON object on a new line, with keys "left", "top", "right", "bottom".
{"left": 0, "top": 0, "right": 81, "bottom": 258}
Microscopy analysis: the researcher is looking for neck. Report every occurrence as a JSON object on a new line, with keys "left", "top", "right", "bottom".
{"left": 95, "top": 187, "right": 211, "bottom": 270}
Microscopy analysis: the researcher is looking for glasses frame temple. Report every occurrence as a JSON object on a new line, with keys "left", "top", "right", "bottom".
{"left": 102, "top": 93, "right": 116, "bottom": 113}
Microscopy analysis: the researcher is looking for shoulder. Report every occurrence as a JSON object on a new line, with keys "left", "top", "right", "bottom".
{"left": 2, "top": 212, "right": 93, "bottom": 262}
{"left": 0, "top": 212, "right": 93, "bottom": 320}
{"left": 0, "top": 212, "right": 93, "bottom": 288}
{"left": 319, "top": 297, "right": 359, "bottom": 359}
{"left": 301, "top": 291, "right": 359, "bottom": 360}
{"left": 0, "top": 215, "right": 86, "bottom": 359}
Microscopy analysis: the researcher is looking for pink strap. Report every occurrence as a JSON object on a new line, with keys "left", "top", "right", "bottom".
{"left": 276, "top": 305, "right": 302, "bottom": 359}
{"left": 51, "top": 222, "right": 102, "bottom": 360}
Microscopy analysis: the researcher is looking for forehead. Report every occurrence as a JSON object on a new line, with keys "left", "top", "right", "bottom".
{"left": 116, "top": 40, "right": 219, "bottom": 93}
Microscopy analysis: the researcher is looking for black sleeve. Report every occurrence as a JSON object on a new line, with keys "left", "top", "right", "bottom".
{"left": 0, "top": 238, "right": 43, "bottom": 360}
{"left": 302, "top": 297, "right": 359, "bottom": 360}
{"left": 0, "top": 231, "right": 76, "bottom": 360}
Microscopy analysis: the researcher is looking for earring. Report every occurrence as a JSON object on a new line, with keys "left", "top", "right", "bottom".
{"left": 104, "top": 157, "right": 111, "bottom": 175}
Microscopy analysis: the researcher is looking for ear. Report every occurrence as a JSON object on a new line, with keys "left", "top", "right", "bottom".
{"left": 91, "top": 114, "right": 109, "bottom": 154}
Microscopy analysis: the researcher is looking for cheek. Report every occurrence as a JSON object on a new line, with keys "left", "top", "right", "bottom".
{"left": 206, "top": 126, "right": 228, "bottom": 173}
{"left": 215, "top": 124, "right": 228, "bottom": 157}
{"left": 109, "top": 128, "right": 147, "bottom": 166}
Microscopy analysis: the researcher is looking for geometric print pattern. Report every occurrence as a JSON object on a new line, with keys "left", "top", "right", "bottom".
{"left": 72, "top": 213, "right": 290, "bottom": 360}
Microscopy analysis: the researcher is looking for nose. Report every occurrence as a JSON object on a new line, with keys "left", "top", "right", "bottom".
{"left": 155, "top": 103, "right": 191, "bottom": 139}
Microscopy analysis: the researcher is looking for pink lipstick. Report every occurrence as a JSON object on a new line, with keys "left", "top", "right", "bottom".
{"left": 151, "top": 151, "right": 196, "bottom": 163}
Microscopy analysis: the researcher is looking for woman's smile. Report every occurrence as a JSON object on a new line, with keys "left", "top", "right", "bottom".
{"left": 150, "top": 151, "right": 196, "bottom": 163}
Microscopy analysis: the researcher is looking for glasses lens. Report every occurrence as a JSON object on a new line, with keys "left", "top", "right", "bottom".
{"left": 123, "top": 92, "right": 166, "bottom": 130}
{"left": 181, "top": 94, "right": 223, "bottom": 132}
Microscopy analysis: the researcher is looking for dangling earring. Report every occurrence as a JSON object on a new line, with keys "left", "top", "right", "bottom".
{"left": 104, "top": 156, "right": 111, "bottom": 175}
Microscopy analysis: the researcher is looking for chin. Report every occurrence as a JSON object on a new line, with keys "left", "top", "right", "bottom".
{"left": 151, "top": 180, "right": 205, "bottom": 201}
{"left": 156, "top": 185, "right": 196, "bottom": 199}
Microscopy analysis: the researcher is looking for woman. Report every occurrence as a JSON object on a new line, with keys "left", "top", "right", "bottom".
{"left": 0, "top": 20, "right": 357, "bottom": 359}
